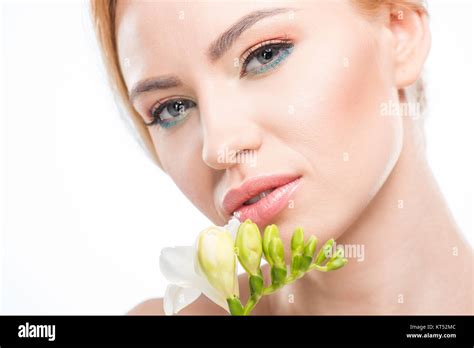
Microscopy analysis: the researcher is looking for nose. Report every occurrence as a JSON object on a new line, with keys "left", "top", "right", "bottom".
{"left": 199, "top": 87, "right": 262, "bottom": 170}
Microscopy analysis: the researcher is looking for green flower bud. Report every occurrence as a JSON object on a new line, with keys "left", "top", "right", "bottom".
{"left": 269, "top": 237, "right": 287, "bottom": 285}
{"left": 197, "top": 227, "right": 239, "bottom": 299}
{"left": 269, "top": 236, "right": 285, "bottom": 268}
{"left": 314, "top": 238, "right": 334, "bottom": 265}
{"left": 304, "top": 236, "right": 318, "bottom": 259}
{"left": 299, "top": 236, "right": 318, "bottom": 272}
{"left": 291, "top": 254, "right": 302, "bottom": 275}
{"left": 290, "top": 227, "right": 305, "bottom": 275}
{"left": 291, "top": 227, "right": 305, "bottom": 255}
{"left": 330, "top": 245, "right": 344, "bottom": 261}
{"left": 235, "top": 219, "right": 263, "bottom": 276}
{"left": 263, "top": 224, "right": 280, "bottom": 267}
{"left": 326, "top": 257, "right": 348, "bottom": 271}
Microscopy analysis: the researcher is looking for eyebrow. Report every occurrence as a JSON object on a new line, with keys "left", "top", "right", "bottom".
{"left": 129, "top": 76, "right": 181, "bottom": 103}
{"left": 208, "top": 7, "right": 294, "bottom": 62}
{"left": 129, "top": 7, "right": 295, "bottom": 103}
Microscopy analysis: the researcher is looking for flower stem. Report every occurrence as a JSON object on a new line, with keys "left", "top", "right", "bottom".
{"left": 236, "top": 240, "right": 347, "bottom": 315}
{"left": 258, "top": 264, "right": 329, "bottom": 302}
{"left": 233, "top": 264, "right": 329, "bottom": 314}
{"left": 308, "top": 263, "right": 328, "bottom": 272}
{"left": 243, "top": 296, "right": 259, "bottom": 315}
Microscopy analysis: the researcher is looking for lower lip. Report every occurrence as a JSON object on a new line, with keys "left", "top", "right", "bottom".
{"left": 234, "top": 177, "right": 302, "bottom": 228}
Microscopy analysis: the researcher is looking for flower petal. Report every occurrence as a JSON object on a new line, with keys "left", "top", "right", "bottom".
{"left": 222, "top": 216, "right": 241, "bottom": 239}
{"left": 195, "top": 277, "right": 230, "bottom": 313}
{"left": 159, "top": 246, "right": 196, "bottom": 286}
{"left": 192, "top": 237, "right": 231, "bottom": 313}
{"left": 163, "top": 284, "right": 202, "bottom": 315}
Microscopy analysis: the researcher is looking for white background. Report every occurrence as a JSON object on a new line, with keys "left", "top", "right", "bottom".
{"left": 0, "top": 0, "right": 473, "bottom": 314}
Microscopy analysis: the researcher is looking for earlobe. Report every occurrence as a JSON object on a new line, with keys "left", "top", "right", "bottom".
{"left": 389, "top": 6, "right": 431, "bottom": 88}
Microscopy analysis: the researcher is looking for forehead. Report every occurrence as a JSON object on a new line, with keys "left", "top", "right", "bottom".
{"left": 115, "top": 0, "right": 299, "bottom": 90}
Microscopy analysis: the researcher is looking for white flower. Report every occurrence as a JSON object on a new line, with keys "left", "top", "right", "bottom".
{"left": 159, "top": 216, "right": 241, "bottom": 315}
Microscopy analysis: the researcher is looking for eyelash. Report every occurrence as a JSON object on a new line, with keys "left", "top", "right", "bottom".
{"left": 145, "top": 97, "right": 197, "bottom": 129}
{"left": 145, "top": 38, "right": 295, "bottom": 129}
{"left": 239, "top": 38, "right": 294, "bottom": 78}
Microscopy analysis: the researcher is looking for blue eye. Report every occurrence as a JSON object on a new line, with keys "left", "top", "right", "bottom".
{"left": 240, "top": 40, "right": 294, "bottom": 77}
{"left": 146, "top": 98, "right": 196, "bottom": 129}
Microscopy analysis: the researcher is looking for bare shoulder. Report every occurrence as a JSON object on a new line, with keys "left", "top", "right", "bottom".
{"left": 126, "top": 295, "right": 228, "bottom": 315}
{"left": 126, "top": 298, "right": 166, "bottom": 315}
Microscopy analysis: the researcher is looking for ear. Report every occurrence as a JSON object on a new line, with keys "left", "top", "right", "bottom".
{"left": 388, "top": 6, "right": 431, "bottom": 88}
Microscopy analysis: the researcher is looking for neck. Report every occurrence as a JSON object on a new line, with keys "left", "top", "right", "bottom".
{"left": 264, "top": 118, "right": 473, "bottom": 315}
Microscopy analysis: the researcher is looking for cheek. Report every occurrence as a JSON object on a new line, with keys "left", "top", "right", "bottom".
{"left": 272, "top": 17, "right": 403, "bottom": 236}
{"left": 149, "top": 124, "right": 223, "bottom": 223}
{"left": 304, "top": 39, "right": 402, "bottom": 200}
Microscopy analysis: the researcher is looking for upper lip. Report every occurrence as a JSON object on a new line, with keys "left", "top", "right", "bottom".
{"left": 222, "top": 173, "right": 302, "bottom": 217}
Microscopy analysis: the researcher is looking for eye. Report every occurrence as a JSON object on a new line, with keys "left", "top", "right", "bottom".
{"left": 240, "top": 39, "right": 294, "bottom": 78}
{"left": 145, "top": 98, "right": 197, "bottom": 129}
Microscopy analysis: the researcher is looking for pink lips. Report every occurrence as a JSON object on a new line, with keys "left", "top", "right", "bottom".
{"left": 222, "top": 174, "right": 302, "bottom": 227}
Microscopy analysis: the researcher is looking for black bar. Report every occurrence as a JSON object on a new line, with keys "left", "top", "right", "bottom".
{"left": 0, "top": 315, "right": 472, "bottom": 346}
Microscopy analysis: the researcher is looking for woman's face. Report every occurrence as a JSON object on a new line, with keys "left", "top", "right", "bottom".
{"left": 116, "top": 0, "right": 403, "bottom": 243}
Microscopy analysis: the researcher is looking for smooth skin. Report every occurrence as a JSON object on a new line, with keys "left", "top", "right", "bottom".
{"left": 117, "top": 0, "right": 473, "bottom": 315}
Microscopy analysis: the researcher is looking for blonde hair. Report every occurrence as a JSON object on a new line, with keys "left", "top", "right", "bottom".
{"left": 89, "top": 0, "right": 428, "bottom": 168}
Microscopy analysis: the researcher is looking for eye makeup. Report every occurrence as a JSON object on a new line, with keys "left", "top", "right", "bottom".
{"left": 145, "top": 98, "right": 197, "bottom": 129}
{"left": 239, "top": 38, "right": 295, "bottom": 77}
{"left": 144, "top": 37, "right": 296, "bottom": 129}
